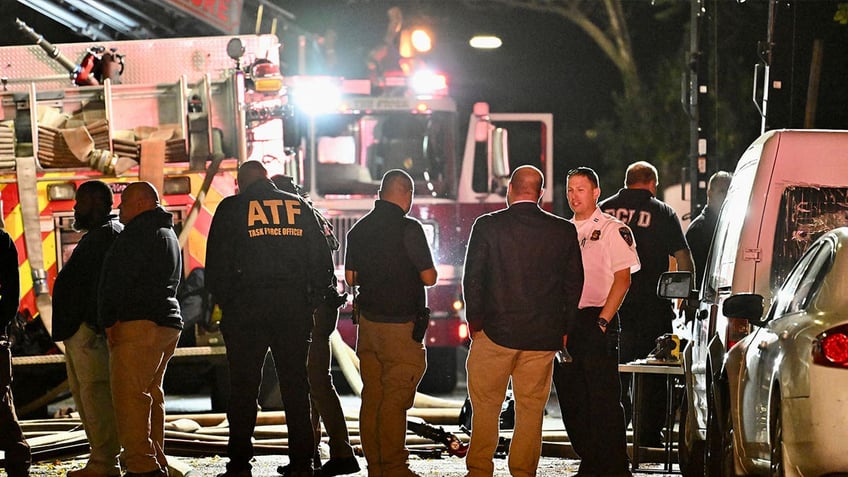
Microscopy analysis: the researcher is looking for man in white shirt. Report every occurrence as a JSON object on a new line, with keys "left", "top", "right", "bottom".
{"left": 555, "top": 167, "right": 640, "bottom": 476}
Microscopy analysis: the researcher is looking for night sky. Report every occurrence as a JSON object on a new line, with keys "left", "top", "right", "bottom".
{"left": 3, "top": 0, "right": 847, "bottom": 202}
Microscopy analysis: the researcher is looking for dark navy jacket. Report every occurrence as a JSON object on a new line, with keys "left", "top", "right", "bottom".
{"left": 686, "top": 204, "right": 719, "bottom": 287}
{"left": 205, "top": 179, "right": 334, "bottom": 309}
{"left": 0, "top": 230, "right": 19, "bottom": 330}
{"left": 53, "top": 217, "right": 122, "bottom": 340}
{"left": 600, "top": 188, "right": 689, "bottom": 300}
{"left": 462, "top": 202, "right": 584, "bottom": 351}
{"left": 98, "top": 207, "right": 183, "bottom": 330}
{"left": 344, "top": 200, "right": 434, "bottom": 322}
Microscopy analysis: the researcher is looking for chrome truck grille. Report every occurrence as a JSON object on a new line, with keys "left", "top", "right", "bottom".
{"left": 327, "top": 215, "right": 361, "bottom": 268}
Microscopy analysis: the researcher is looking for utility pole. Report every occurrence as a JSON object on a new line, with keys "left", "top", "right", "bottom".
{"left": 754, "top": 0, "right": 778, "bottom": 134}
{"left": 687, "top": 0, "right": 708, "bottom": 217}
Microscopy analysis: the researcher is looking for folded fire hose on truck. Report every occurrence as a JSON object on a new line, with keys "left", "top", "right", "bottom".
{"left": 16, "top": 155, "right": 57, "bottom": 351}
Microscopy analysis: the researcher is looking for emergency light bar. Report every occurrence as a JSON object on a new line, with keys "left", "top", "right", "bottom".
{"left": 289, "top": 76, "right": 343, "bottom": 115}
{"left": 410, "top": 70, "right": 448, "bottom": 97}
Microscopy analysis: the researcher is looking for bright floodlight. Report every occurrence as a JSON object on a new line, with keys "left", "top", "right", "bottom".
{"left": 411, "top": 70, "right": 448, "bottom": 96}
{"left": 292, "top": 77, "right": 341, "bottom": 115}
{"left": 411, "top": 29, "right": 432, "bottom": 53}
{"left": 469, "top": 35, "right": 502, "bottom": 49}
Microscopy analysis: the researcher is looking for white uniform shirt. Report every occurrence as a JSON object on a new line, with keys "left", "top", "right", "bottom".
{"left": 572, "top": 207, "right": 641, "bottom": 308}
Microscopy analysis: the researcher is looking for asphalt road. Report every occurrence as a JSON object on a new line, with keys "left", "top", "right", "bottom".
{"left": 17, "top": 349, "right": 680, "bottom": 476}
{"left": 25, "top": 454, "right": 680, "bottom": 477}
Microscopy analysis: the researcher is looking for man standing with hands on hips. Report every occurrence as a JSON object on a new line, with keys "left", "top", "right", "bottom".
{"left": 556, "top": 167, "right": 640, "bottom": 477}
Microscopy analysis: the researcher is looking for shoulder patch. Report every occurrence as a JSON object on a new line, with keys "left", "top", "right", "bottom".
{"left": 619, "top": 227, "right": 634, "bottom": 246}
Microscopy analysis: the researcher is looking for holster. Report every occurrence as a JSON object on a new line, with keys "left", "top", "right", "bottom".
{"left": 412, "top": 307, "right": 431, "bottom": 342}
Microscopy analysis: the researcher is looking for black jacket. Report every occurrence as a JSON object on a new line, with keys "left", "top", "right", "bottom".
{"left": 98, "top": 207, "right": 183, "bottom": 330}
{"left": 0, "top": 230, "right": 19, "bottom": 331}
{"left": 686, "top": 205, "right": 718, "bottom": 287}
{"left": 52, "top": 217, "right": 122, "bottom": 341}
{"left": 462, "top": 202, "right": 584, "bottom": 351}
{"left": 600, "top": 188, "right": 689, "bottom": 299}
{"left": 205, "top": 179, "right": 334, "bottom": 309}
{"left": 344, "top": 200, "right": 435, "bottom": 321}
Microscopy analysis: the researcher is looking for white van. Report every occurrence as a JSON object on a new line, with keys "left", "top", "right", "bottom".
{"left": 661, "top": 129, "right": 848, "bottom": 476}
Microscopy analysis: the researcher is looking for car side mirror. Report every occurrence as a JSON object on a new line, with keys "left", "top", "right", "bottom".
{"left": 657, "top": 271, "right": 694, "bottom": 299}
{"left": 722, "top": 293, "right": 765, "bottom": 322}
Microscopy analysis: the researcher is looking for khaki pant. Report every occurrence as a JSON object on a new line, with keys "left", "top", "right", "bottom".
{"left": 108, "top": 320, "right": 180, "bottom": 475}
{"left": 65, "top": 324, "right": 121, "bottom": 475}
{"left": 309, "top": 303, "right": 355, "bottom": 461}
{"left": 465, "top": 330, "right": 556, "bottom": 477}
{"left": 357, "top": 315, "right": 426, "bottom": 477}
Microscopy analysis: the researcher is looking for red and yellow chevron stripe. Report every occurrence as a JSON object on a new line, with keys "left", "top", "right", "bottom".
{"left": 0, "top": 161, "right": 239, "bottom": 323}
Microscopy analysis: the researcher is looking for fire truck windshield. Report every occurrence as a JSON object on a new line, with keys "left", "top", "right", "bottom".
{"left": 310, "top": 111, "right": 456, "bottom": 198}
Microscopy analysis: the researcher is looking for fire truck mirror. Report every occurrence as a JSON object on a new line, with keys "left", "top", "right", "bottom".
{"left": 226, "top": 38, "right": 245, "bottom": 62}
{"left": 491, "top": 127, "right": 510, "bottom": 196}
{"left": 492, "top": 128, "right": 510, "bottom": 177}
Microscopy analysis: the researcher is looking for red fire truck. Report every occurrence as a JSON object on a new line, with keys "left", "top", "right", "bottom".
{"left": 0, "top": 25, "right": 554, "bottom": 412}
{"left": 280, "top": 79, "right": 554, "bottom": 393}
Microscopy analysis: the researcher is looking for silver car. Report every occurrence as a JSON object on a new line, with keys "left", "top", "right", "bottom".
{"left": 721, "top": 227, "right": 848, "bottom": 476}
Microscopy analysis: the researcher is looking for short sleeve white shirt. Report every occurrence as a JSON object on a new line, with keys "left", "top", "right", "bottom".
{"left": 572, "top": 207, "right": 641, "bottom": 308}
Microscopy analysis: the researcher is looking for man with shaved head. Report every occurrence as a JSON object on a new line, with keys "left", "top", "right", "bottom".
{"left": 206, "top": 161, "right": 334, "bottom": 477}
{"left": 462, "top": 165, "right": 584, "bottom": 477}
{"left": 344, "top": 169, "right": 437, "bottom": 477}
{"left": 99, "top": 181, "right": 182, "bottom": 477}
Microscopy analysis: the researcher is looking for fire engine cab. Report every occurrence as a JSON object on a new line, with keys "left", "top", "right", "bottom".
{"left": 0, "top": 20, "right": 554, "bottom": 413}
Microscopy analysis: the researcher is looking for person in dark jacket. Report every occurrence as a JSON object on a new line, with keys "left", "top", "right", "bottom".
{"left": 270, "top": 175, "right": 360, "bottom": 477}
{"left": 206, "top": 162, "right": 334, "bottom": 477}
{"left": 686, "top": 171, "right": 732, "bottom": 288}
{"left": 462, "top": 165, "right": 583, "bottom": 477}
{"left": 99, "top": 181, "right": 182, "bottom": 477}
{"left": 0, "top": 228, "right": 30, "bottom": 477}
{"left": 53, "top": 180, "right": 122, "bottom": 477}
{"left": 599, "top": 161, "right": 694, "bottom": 447}
{"left": 344, "top": 169, "right": 437, "bottom": 477}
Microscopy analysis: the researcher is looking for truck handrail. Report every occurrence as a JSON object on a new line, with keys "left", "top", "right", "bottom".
{"left": 12, "top": 345, "right": 226, "bottom": 367}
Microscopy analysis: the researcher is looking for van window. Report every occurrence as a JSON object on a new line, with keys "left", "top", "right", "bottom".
{"left": 702, "top": 149, "right": 759, "bottom": 301}
{"left": 771, "top": 187, "right": 848, "bottom": 290}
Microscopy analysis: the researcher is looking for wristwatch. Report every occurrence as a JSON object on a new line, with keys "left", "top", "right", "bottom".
{"left": 597, "top": 317, "right": 610, "bottom": 328}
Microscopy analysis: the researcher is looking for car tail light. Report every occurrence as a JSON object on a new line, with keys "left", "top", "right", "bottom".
{"left": 813, "top": 324, "right": 848, "bottom": 368}
{"left": 725, "top": 317, "right": 751, "bottom": 349}
{"left": 457, "top": 322, "right": 469, "bottom": 341}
